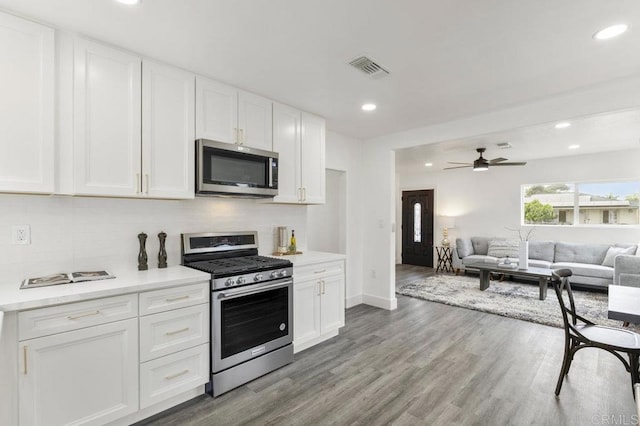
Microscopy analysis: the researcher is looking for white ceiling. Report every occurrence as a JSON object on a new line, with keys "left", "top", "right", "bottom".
{"left": 394, "top": 108, "right": 640, "bottom": 174}
{"left": 0, "top": 1, "right": 639, "bottom": 140}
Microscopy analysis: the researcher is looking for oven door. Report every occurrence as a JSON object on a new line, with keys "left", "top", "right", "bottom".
{"left": 212, "top": 278, "right": 292, "bottom": 372}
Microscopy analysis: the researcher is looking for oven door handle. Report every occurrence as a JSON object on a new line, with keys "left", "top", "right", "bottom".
{"left": 217, "top": 279, "right": 293, "bottom": 300}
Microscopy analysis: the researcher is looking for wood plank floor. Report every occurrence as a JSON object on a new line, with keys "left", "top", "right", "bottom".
{"left": 140, "top": 265, "right": 637, "bottom": 425}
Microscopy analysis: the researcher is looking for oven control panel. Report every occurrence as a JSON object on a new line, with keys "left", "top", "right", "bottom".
{"left": 213, "top": 267, "right": 293, "bottom": 290}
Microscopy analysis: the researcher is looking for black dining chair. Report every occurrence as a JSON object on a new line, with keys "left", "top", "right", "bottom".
{"left": 551, "top": 268, "right": 640, "bottom": 398}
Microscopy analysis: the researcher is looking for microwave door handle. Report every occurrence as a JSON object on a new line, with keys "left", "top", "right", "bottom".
{"left": 217, "top": 279, "right": 292, "bottom": 300}
{"left": 268, "top": 158, "right": 274, "bottom": 187}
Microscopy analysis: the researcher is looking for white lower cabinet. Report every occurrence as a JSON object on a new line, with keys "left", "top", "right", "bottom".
{"left": 15, "top": 280, "right": 210, "bottom": 425}
{"left": 293, "top": 259, "right": 345, "bottom": 353}
{"left": 18, "top": 317, "right": 138, "bottom": 426}
{"left": 139, "top": 283, "right": 210, "bottom": 410}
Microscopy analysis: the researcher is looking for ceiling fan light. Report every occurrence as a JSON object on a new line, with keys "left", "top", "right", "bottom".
{"left": 473, "top": 159, "right": 488, "bottom": 171}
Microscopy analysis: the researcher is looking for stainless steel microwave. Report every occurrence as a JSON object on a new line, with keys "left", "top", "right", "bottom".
{"left": 196, "top": 139, "right": 278, "bottom": 198}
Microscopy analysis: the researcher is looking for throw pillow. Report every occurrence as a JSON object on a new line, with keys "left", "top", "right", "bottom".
{"left": 456, "top": 238, "right": 473, "bottom": 258}
{"left": 486, "top": 239, "right": 519, "bottom": 259}
{"left": 602, "top": 246, "right": 636, "bottom": 267}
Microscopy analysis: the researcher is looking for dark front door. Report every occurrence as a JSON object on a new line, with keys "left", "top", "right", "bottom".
{"left": 402, "top": 190, "right": 434, "bottom": 267}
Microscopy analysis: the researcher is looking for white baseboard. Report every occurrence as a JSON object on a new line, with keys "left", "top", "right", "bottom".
{"left": 362, "top": 294, "right": 397, "bottom": 311}
{"left": 345, "top": 294, "right": 363, "bottom": 308}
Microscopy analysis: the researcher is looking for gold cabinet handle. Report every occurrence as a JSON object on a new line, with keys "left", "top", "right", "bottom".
{"left": 165, "top": 327, "right": 189, "bottom": 336}
{"left": 303, "top": 187, "right": 306, "bottom": 201}
{"left": 234, "top": 128, "right": 239, "bottom": 144}
{"left": 317, "top": 282, "right": 322, "bottom": 296}
{"left": 166, "top": 295, "right": 189, "bottom": 302}
{"left": 314, "top": 269, "right": 326, "bottom": 274}
{"left": 165, "top": 369, "right": 189, "bottom": 380}
{"left": 67, "top": 310, "right": 100, "bottom": 320}
{"left": 23, "top": 346, "right": 27, "bottom": 375}
{"left": 322, "top": 280, "right": 326, "bottom": 295}
{"left": 145, "top": 174, "right": 149, "bottom": 194}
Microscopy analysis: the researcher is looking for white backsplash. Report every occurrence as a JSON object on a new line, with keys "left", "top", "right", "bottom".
{"left": 0, "top": 194, "right": 307, "bottom": 286}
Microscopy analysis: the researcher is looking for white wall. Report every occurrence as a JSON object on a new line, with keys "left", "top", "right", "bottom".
{"left": 307, "top": 169, "right": 346, "bottom": 254}
{"left": 324, "top": 131, "right": 364, "bottom": 308}
{"left": 396, "top": 149, "right": 640, "bottom": 262}
{"left": 363, "top": 74, "right": 640, "bottom": 311}
{"left": 0, "top": 195, "right": 307, "bottom": 287}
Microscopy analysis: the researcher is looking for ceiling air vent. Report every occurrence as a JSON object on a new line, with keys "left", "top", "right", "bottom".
{"left": 497, "top": 142, "right": 512, "bottom": 149}
{"left": 349, "top": 56, "right": 390, "bottom": 78}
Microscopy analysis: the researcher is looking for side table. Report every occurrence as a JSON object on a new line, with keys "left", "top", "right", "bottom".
{"left": 435, "top": 246, "right": 454, "bottom": 273}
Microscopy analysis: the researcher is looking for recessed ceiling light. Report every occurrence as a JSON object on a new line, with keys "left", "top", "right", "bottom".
{"left": 568, "top": 144, "right": 580, "bottom": 150}
{"left": 593, "top": 24, "right": 628, "bottom": 40}
{"left": 554, "top": 122, "right": 571, "bottom": 129}
{"left": 361, "top": 103, "right": 376, "bottom": 111}
{"left": 424, "top": 163, "right": 433, "bottom": 167}
{"left": 116, "top": 0, "right": 141, "bottom": 5}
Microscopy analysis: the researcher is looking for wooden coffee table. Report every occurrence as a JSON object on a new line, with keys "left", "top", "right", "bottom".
{"left": 466, "top": 262, "right": 554, "bottom": 300}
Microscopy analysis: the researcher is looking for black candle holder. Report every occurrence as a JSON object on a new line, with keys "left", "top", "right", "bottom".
{"left": 158, "top": 232, "right": 167, "bottom": 268}
{"left": 138, "top": 232, "right": 148, "bottom": 271}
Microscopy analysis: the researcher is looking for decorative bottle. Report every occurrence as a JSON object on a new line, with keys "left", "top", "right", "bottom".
{"left": 138, "top": 232, "right": 148, "bottom": 271}
{"left": 289, "top": 229, "right": 297, "bottom": 253}
{"left": 158, "top": 231, "right": 167, "bottom": 268}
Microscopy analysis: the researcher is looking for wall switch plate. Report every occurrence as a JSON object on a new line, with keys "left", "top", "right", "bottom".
{"left": 12, "top": 225, "right": 31, "bottom": 245}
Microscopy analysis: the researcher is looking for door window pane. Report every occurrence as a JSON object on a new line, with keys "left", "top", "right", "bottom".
{"left": 413, "top": 203, "right": 421, "bottom": 242}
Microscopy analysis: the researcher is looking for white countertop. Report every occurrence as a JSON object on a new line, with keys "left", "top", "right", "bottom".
{"left": 0, "top": 266, "right": 210, "bottom": 312}
{"left": 276, "top": 250, "right": 346, "bottom": 266}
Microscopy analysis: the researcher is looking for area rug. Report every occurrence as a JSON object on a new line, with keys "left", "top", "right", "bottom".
{"left": 397, "top": 274, "right": 620, "bottom": 328}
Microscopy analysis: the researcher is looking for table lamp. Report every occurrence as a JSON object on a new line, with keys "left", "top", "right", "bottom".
{"left": 439, "top": 216, "right": 456, "bottom": 247}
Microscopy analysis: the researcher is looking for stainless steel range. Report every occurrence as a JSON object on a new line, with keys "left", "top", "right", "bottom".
{"left": 181, "top": 231, "right": 294, "bottom": 397}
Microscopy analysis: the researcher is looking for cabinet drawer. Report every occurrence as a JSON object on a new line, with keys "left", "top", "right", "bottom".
{"left": 140, "top": 343, "right": 209, "bottom": 409}
{"left": 140, "top": 304, "right": 209, "bottom": 362}
{"left": 18, "top": 294, "right": 138, "bottom": 341}
{"left": 294, "top": 260, "right": 344, "bottom": 281}
{"left": 139, "top": 282, "right": 209, "bottom": 316}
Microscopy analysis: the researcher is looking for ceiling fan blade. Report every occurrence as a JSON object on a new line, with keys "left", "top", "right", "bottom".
{"left": 489, "top": 157, "right": 508, "bottom": 164}
{"left": 447, "top": 161, "right": 472, "bottom": 165}
{"left": 491, "top": 162, "right": 527, "bottom": 166}
{"left": 444, "top": 165, "right": 473, "bottom": 170}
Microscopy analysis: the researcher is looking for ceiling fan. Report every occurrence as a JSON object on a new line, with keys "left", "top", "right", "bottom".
{"left": 444, "top": 148, "right": 527, "bottom": 171}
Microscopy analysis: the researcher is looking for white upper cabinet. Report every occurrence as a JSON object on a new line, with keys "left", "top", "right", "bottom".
{"left": 300, "top": 112, "right": 326, "bottom": 204}
{"left": 272, "top": 103, "right": 326, "bottom": 204}
{"left": 73, "top": 39, "right": 195, "bottom": 199}
{"left": 196, "top": 76, "right": 273, "bottom": 151}
{"left": 272, "top": 103, "right": 301, "bottom": 203}
{"left": 74, "top": 39, "right": 142, "bottom": 197}
{"left": 237, "top": 90, "right": 273, "bottom": 151}
{"left": 142, "top": 60, "right": 195, "bottom": 199}
{"left": 0, "top": 12, "right": 54, "bottom": 194}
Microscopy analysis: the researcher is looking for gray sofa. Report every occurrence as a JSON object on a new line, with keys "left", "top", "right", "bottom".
{"left": 453, "top": 236, "right": 639, "bottom": 289}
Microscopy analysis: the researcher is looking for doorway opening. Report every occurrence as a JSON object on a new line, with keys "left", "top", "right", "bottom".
{"left": 401, "top": 189, "right": 434, "bottom": 267}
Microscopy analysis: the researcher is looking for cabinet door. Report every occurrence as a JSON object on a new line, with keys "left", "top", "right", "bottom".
{"left": 142, "top": 60, "right": 195, "bottom": 199}
{"left": 74, "top": 39, "right": 142, "bottom": 196}
{"left": 320, "top": 274, "right": 345, "bottom": 333}
{"left": 195, "top": 76, "right": 237, "bottom": 144}
{"left": 272, "top": 103, "right": 301, "bottom": 203}
{"left": 300, "top": 112, "right": 326, "bottom": 204}
{"left": 0, "top": 12, "right": 54, "bottom": 194}
{"left": 293, "top": 279, "right": 321, "bottom": 348}
{"left": 19, "top": 318, "right": 138, "bottom": 426}
{"left": 238, "top": 90, "right": 272, "bottom": 151}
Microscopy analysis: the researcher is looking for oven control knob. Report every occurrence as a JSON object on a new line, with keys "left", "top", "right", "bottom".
{"left": 254, "top": 274, "right": 263, "bottom": 282}
{"left": 270, "top": 271, "right": 279, "bottom": 279}
{"left": 280, "top": 270, "right": 288, "bottom": 277}
{"left": 225, "top": 278, "right": 235, "bottom": 287}
{"left": 236, "top": 277, "right": 246, "bottom": 285}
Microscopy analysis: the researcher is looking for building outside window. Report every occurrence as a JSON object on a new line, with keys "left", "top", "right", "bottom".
{"left": 522, "top": 181, "right": 639, "bottom": 226}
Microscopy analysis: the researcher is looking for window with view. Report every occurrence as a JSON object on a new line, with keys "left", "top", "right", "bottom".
{"left": 522, "top": 181, "right": 640, "bottom": 226}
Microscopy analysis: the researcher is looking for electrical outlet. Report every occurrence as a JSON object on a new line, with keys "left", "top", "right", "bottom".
{"left": 12, "top": 225, "right": 30, "bottom": 245}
